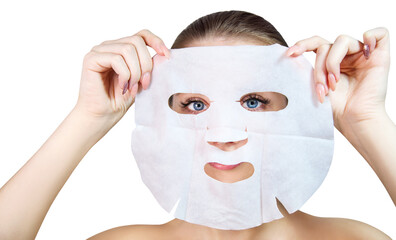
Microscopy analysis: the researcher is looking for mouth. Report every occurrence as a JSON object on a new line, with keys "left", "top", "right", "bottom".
{"left": 208, "top": 162, "right": 242, "bottom": 170}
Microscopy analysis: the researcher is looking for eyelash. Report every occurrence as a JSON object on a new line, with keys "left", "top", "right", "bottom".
{"left": 179, "top": 94, "right": 271, "bottom": 113}
{"left": 180, "top": 97, "right": 205, "bottom": 107}
{"left": 240, "top": 94, "right": 271, "bottom": 105}
{"left": 179, "top": 97, "right": 209, "bottom": 114}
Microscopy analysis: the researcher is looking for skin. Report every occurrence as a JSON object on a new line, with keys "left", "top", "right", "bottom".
{"left": 170, "top": 91, "right": 287, "bottom": 182}
{"left": 0, "top": 29, "right": 394, "bottom": 240}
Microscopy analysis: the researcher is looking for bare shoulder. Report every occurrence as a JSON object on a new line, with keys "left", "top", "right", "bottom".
{"left": 327, "top": 217, "right": 391, "bottom": 240}
{"left": 302, "top": 212, "right": 392, "bottom": 240}
{"left": 87, "top": 223, "right": 175, "bottom": 240}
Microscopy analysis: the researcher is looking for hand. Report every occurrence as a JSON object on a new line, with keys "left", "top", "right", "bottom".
{"left": 75, "top": 29, "right": 170, "bottom": 125}
{"left": 285, "top": 27, "right": 390, "bottom": 136}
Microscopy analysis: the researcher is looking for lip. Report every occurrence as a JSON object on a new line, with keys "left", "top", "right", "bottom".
{"left": 208, "top": 162, "right": 242, "bottom": 170}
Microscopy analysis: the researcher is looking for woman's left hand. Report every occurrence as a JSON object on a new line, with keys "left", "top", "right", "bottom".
{"left": 285, "top": 27, "right": 390, "bottom": 137}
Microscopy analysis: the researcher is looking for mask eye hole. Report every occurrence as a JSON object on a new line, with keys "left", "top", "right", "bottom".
{"left": 168, "top": 93, "right": 211, "bottom": 115}
{"left": 239, "top": 92, "right": 288, "bottom": 112}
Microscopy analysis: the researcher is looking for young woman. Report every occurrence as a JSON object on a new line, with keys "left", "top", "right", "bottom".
{"left": 0, "top": 10, "right": 394, "bottom": 240}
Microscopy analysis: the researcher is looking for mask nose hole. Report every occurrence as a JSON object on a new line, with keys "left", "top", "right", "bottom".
{"left": 205, "top": 127, "right": 248, "bottom": 151}
{"left": 207, "top": 138, "right": 248, "bottom": 152}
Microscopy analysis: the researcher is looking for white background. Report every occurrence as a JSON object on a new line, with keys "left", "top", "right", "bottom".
{"left": 0, "top": 0, "right": 395, "bottom": 239}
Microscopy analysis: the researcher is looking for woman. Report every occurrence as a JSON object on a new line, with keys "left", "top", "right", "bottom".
{"left": 0, "top": 10, "right": 393, "bottom": 239}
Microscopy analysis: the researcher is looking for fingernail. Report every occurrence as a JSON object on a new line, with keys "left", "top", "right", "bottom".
{"left": 328, "top": 73, "right": 336, "bottom": 91}
{"left": 323, "top": 81, "right": 329, "bottom": 95}
{"left": 286, "top": 45, "right": 298, "bottom": 56}
{"left": 287, "top": 45, "right": 300, "bottom": 57}
{"left": 122, "top": 81, "right": 129, "bottom": 95}
{"left": 316, "top": 83, "right": 325, "bottom": 103}
{"left": 128, "top": 79, "right": 134, "bottom": 90}
{"left": 131, "top": 83, "right": 138, "bottom": 96}
{"left": 142, "top": 72, "right": 151, "bottom": 90}
{"left": 363, "top": 44, "right": 370, "bottom": 59}
{"left": 334, "top": 72, "right": 339, "bottom": 83}
{"left": 162, "top": 45, "right": 171, "bottom": 59}
{"left": 323, "top": 84, "right": 329, "bottom": 96}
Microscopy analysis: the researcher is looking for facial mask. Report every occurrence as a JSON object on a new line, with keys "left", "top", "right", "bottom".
{"left": 131, "top": 44, "right": 334, "bottom": 230}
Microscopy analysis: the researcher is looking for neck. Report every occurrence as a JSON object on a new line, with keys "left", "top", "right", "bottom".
{"left": 164, "top": 199, "right": 300, "bottom": 240}
{"left": 166, "top": 218, "right": 259, "bottom": 240}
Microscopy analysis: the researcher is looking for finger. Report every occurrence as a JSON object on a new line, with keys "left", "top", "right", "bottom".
{"left": 92, "top": 43, "right": 142, "bottom": 91}
{"left": 109, "top": 29, "right": 170, "bottom": 59}
{"left": 100, "top": 30, "right": 170, "bottom": 59}
{"left": 363, "top": 27, "right": 390, "bottom": 56}
{"left": 84, "top": 51, "right": 130, "bottom": 93}
{"left": 314, "top": 44, "right": 331, "bottom": 102}
{"left": 325, "top": 35, "right": 363, "bottom": 82}
{"left": 128, "top": 35, "right": 153, "bottom": 90}
{"left": 136, "top": 29, "right": 170, "bottom": 59}
{"left": 130, "top": 80, "right": 139, "bottom": 98}
{"left": 98, "top": 36, "right": 153, "bottom": 75}
{"left": 286, "top": 36, "right": 330, "bottom": 57}
{"left": 95, "top": 36, "right": 154, "bottom": 90}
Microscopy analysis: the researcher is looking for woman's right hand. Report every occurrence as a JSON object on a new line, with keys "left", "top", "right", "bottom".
{"left": 75, "top": 29, "right": 170, "bottom": 125}
{"left": 0, "top": 30, "right": 171, "bottom": 240}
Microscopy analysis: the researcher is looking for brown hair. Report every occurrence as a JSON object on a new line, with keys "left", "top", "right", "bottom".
{"left": 171, "top": 10, "right": 288, "bottom": 49}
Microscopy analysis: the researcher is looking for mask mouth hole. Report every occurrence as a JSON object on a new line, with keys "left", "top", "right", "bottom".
{"left": 204, "top": 162, "right": 254, "bottom": 183}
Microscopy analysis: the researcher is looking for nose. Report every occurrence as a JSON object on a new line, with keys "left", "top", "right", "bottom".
{"left": 208, "top": 138, "right": 248, "bottom": 151}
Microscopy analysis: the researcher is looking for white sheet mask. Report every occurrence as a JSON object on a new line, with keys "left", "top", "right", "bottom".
{"left": 131, "top": 44, "right": 334, "bottom": 230}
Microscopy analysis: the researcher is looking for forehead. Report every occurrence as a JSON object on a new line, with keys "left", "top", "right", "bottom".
{"left": 184, "top": 36, "right": 267, "bottom": 48}
{"left": 156, "top": 44, "right": 311, "bottom": 100}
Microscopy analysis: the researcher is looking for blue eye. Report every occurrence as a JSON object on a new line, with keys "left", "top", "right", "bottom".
{"left": 246, "top": 99, "right": 259, "bottom": 108}
{"left": 241, "top": 94, "right": 271, "bottom": 111}
{"left": 190, "top": 101, "right": 205, "bottom": 111}
{"left": 182, "top": 100, "right": 208, "bottom": 113}
{"left": 243, "top": 98, "right": 263, "bottom": 109}
{"left": 180, "top": 98, "right": 208, "bottom": 113}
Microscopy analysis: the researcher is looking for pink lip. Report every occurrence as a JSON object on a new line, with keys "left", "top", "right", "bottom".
{"left": 208, "top": 162, "right": 242, "bottom": 170}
